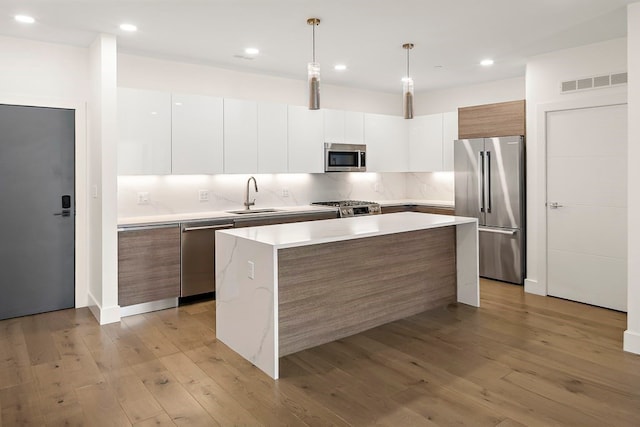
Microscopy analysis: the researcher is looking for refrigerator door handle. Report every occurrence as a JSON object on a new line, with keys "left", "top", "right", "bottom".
{"left": 485, "top": 151, "right": 492, "bottom": 213}
{"left": 479, "top": 226, "right": 517, "bottom": 236}
{"left": 478, "top": 151, "right": 485, "bottom": 213}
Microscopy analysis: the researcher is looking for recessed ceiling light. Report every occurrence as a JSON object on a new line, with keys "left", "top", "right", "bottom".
{"left": 334, "top": 64, "right": 347, "bottom": 71}
{"left": 15, "top": 15, "right": 35, "bottom": 24}
{"left": 480, "top": 59, "right": 494, "bottom": 66}
{"left": 174, "top": 102, "right": 182, "bottom": 106}
{"left": 244, "top": 47, "right": 259, "bottom": 55}
{"left": 120, "top": 23, "right": 138, "bottom": 32}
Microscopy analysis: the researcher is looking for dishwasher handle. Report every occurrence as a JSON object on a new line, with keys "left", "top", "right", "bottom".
{"left": 182, "top": 223, "right": 234, "bottom": 232}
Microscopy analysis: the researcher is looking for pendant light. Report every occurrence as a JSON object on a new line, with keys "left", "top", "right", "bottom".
{"left": 307, "top": 18, "right": 321, "bottom": 110}
{"left": 402, "top": 43, "right": 414, "bottom": 119}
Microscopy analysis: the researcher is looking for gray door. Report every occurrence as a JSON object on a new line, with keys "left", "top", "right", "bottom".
{"left": 484, "top": 136, "right": 524, "bottom": 229}
{"left": 0, "top": 104, "right": 75, "bottom": 320}
{"left": 454, "top": 138, "right": 485, "bottom": 222}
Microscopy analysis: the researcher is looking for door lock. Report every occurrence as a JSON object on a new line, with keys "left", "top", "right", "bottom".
{"left": 547, "top": 202, "right": 564, "bottom": 209}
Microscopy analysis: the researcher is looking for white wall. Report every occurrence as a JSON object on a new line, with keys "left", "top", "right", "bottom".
{"left": 414, "top": 76, "right": 525, "bottom": 116}
{"left": 625, "top": 2, "right": 640, "bottom": 355}
{"left": 88, "top": 34, "right": 120, "bottom": 324}
{"left": 118, "top": 54, "right": 399, "bottom": 115}
{"left": 0, "top": 35, "right": 89, "bottom": 102}
{"left": 525, "top": 38, "right": 628, "bottom": 296}
{"left": 0, "top": 35, "right": 91, "bottom": 309}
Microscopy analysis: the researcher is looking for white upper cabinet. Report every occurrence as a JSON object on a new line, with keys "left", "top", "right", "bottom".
{"left": 288, "top": 105, "right": 324, "bottom": 173}
{"left": 324, "top": 109, "right": 364, "bottom": 144}
{"left": 364, "top": 113, "right": 409, "bottom": 172}
{"left": 345, "top": 111, "right": 365, "bottom": 144}
{"left": 258, "top": 102, "right": 288, "bottom": 173}
{"left": 171, "top": 93, "right": 224, "bottom": 174}
{"left": 442, "top": 111, "right": 458, "bottom": 171}
{"left": 409, "top": 113, "right": 444, "bottom": 172}
{"left": 118, "top": 88, "right": 171, "bottom": 175}
{"left": 323, "top": 109, "right": 345, "bottom": 143}
{"left": 224, "top": 98, "right": 258, "bottom": 174}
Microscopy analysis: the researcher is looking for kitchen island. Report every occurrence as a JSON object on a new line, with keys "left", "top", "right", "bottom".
{"left": 215, "top": 212, "right": 479, "bottom": 379}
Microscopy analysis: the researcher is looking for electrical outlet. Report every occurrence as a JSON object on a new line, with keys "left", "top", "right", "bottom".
{"left": 198, "top": 189, "right": 209, "bottom": 202}
{"left": 282, "top": 188, "right": 289, "bottom": 197}
{"left": 137, "top": 192, "right": 149, "bottom": 204}
{"left": 247, "top": 261, "right": 255, "bottom": 279}
{"left": 91, "top": 185, "right": 98, "bottom": 198}
{"left": 374, "top": 182, "right": 384, "bottom": 193}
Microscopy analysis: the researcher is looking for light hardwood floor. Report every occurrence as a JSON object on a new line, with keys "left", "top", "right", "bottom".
{"left": 1, "top": 279, "right": 639, "bottom": 426}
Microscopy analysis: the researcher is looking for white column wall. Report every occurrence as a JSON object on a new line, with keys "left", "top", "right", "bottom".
{"left": 625, "top": 2, "right": 640, "bottom": 355}
{"left": 88, "top": 34, "right": 120, "bottom": 324}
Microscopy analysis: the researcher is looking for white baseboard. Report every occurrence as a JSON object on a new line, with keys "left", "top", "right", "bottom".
{"left": 87, "top": 291, "right": 121, "bottom": 325}
{"left": 524, "top": 278, "right": 546, "bottom": 296}
{"left": 120, "top": 298, "right": 178, "bottom": 317}
{"left": 624, "top": 330, "right": 640, "bottom": 355}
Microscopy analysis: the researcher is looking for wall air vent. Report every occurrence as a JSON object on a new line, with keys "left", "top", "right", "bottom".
{"left": 560, "top": 71, "right": 627, "bottom": 94}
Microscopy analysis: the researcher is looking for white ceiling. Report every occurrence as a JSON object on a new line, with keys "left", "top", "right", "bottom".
{"left": 0, "top": 0, "right": 634, "bottom": 93}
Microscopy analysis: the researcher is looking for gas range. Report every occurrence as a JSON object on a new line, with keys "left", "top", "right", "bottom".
{"left": 312, "top": 200, "right": 382, "bottom": 218}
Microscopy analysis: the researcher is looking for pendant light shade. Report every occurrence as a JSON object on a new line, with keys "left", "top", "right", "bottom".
{"left": 307, "top": 18, "right": 321, "bottom": 110}
{"left": 402, "top": 43, "right": 414, "bottom": 119}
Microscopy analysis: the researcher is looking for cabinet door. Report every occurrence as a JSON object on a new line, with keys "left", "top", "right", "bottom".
{"left": 258, "top": 102, "right": 288, "bottom": 173}
{"left": 323, "top": 109, "right": 345, "bottom": 143}
{"left": 409, "top": 113, "right": 444, "bottom": 172}
{"left": 224, "top": 98, "right": 258, "bottom": 173}
{"left": 118, "top": 88, "right": 171, "bottom": 175}
{"left": 364, "top": 113, "right": 409, "bottom": 172}
{"left": 345, "top": 111, "right": 364, "bottom": 144}
{"left": 288, "top": 105, "right": 324, "bottom": 173}
{"left": 118, "top": 225, "right": 180, "bottom": 307}
{"left": 442, "top": 111, "right": 458, "bottom": 171}
{"left": 324, "top": 109, "right": 364, "bottom": 144}
{"left": 172, "top": 93, "right": 224, "bottom": 174}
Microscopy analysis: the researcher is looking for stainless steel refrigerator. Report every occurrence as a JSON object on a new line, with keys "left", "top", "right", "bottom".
{"left": 454, "top": 136, "right": 525, "bottom": 284}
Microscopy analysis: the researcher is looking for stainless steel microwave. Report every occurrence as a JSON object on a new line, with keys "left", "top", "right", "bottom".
{"left": 324, "top": 143, "right": 366, "bottom": 172}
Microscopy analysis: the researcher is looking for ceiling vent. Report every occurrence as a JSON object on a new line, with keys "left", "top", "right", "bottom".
{"left": 561, "top": 72, "right": 627, "bottom": 94}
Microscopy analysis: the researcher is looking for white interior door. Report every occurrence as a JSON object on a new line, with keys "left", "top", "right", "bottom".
{"left": 546, "top": 104, "right": 627, "bottom": 311}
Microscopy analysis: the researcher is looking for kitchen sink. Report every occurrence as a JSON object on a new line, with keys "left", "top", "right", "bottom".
{"left": 226, "top": 209, "right": 281, "bottom": 215}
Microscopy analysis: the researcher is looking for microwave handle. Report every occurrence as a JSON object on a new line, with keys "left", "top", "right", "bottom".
{"left": 359, "top": 151, "right": 366, "bottom": 168}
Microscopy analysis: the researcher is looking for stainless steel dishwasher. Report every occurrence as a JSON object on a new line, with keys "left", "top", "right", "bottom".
{"left": 180, "top": 220, "right": 234, "bottom": 298}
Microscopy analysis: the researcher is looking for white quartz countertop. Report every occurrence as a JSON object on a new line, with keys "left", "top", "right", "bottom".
{"left": 218, "top": 212, "right": 476, "bottom": 249}
{"left": 117, "top": 205, "right": 338, "bottom": 227}
{"left": 117, "top": 199, "right": 454, "bottom": 226}
{"left": 377, "top": 199, "right": 454, "bottom": 208}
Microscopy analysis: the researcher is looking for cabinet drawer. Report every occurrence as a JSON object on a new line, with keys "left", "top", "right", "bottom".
{"left": 118, "top": 225, "right": 181, "bottom": 307}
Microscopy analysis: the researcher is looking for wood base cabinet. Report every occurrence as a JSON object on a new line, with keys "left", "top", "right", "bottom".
{"left": 118, "top": 225, "right": 181, "bottom": 307}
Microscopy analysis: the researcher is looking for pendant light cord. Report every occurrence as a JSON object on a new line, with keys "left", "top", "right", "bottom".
{"left": 406, "top": 47, "right": 410, "bottom": 79}
{"left": 312, "top": 23, "right": 316, "bottom": 63}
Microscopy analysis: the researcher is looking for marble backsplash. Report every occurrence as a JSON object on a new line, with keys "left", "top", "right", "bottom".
{"left": 117, "top": 172, "right": 454, "bottom": 218}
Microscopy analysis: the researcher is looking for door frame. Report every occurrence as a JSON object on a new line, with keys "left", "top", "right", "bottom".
{"left": 0, "top": 94, "right": 88, "bottom": 308}
{"left": 531, "top": 92, "right": 627, "bottom": 297}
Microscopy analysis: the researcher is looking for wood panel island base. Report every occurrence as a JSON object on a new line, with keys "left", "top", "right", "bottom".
{"left": 215, "top": 212, "right": 479, "bottom": 379}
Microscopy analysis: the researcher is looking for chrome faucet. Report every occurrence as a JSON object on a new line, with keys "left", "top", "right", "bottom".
{"left": 244, "top": 176, "right": 258, "bottom": 210}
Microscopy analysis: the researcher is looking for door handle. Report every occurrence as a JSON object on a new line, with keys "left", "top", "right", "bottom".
{"left": 479, "top": 227, "right": 517, "bottom": 236}
{"left": 182, "top": 224, "right": 234, "bottom": 232}
{"left": 485, "top": 151, "right": 492, "bottom": 213}
{"left": 53, "top": 209, "right": 71, "bottom": 217}
{"left": 478, "top": 152, "right": 485, "bottom": 213}
{"left": 547, "top": 202, "right": 564, "bottom": 209}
